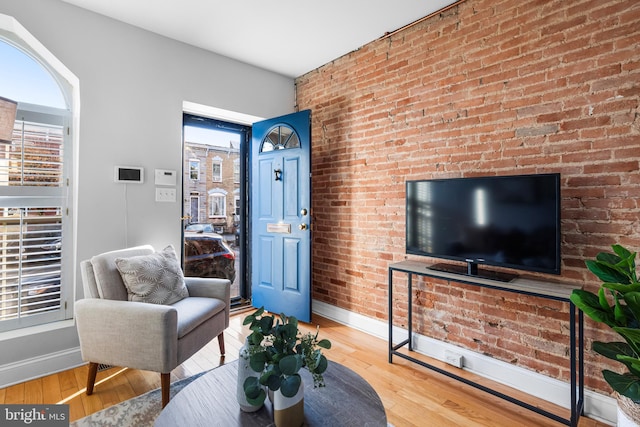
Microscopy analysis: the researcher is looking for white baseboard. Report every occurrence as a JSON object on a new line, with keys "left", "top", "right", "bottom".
{"left": 0, "top": 347, "right": 84, "bottom": 389}
{"left": 312, "top": 300, "right": 616, "bottom": 426}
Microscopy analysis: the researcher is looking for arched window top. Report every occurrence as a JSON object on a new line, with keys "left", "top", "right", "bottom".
{"left": 260, "top": 124, "right": 300, "bottom": 152}
{"left": 0, "top": 13, "right": 78, "bottom": 112}
{"left": 208, "top": 188, "right": 228, "bottom": 196}
{"left": 0, "top": 40, "right": 65, "bottom": 108}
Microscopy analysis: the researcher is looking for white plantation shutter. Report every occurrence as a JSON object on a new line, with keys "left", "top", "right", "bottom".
{"left": 0, "top": 106, "right": 70, "bottom": 331}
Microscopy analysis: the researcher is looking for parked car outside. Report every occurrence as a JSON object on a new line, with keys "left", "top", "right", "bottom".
{"left": 185, "top": 223, "right": 216, "bottom": 233}
{"left": 184, "top": 232, "right": 236, "bottom": 282}
{"left": 5, "top": 236, "right": 62, "bottom": 315}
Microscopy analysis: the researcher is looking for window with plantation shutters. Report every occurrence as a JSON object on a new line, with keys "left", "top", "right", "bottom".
{"left": 0, "top": 107, "right": 70, "bottom": 331}
{"left": 0, "top": 31, "right": 75, "bottom": 332}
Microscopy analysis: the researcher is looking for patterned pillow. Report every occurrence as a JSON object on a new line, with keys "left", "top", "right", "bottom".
{"left": 115, "top": 245, "right": 189, "bottom": 305}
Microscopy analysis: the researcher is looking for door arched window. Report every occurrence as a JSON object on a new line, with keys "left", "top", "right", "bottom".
{"left": 0, "top": 15, "right": 78, "bottom": 332}
{"left": 260, "top": 124, "right": 300, "bottom": 152}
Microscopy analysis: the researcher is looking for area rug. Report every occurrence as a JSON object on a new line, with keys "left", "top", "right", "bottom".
{"left": 70, "top": 371, "right": 207, "bottom": 427}
{"left": 71, "top": 369, "right": 395, "bottom": 427}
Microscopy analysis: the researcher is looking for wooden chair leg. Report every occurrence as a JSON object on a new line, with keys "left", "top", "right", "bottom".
{"left": 86, "top": 362, "right": 98, "bottom": 395}
{"left": 217, "top": 331, "right": 225, "bottom": 356}
{"left": 161, "top": 373, "right": 171, "bottom": 408}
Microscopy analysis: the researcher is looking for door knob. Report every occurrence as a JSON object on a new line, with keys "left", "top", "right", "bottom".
{"left": 298, "top": 223, "right": 308, "bottom": 231}
{"left": 300, "top": 208, "right": 308, "bottom": 216}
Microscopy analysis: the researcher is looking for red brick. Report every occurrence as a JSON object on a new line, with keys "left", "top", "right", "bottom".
{"left": 296, "top": 0, "right": 640, "bottom": 395}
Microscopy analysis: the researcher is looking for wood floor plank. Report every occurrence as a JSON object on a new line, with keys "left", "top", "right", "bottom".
{"left": 41, "top": 373, "right": 62, "bottom": 403}
{"left": 3, "top": 382, "right": 25, "bottom": 404}
{"left": 23, "top": 378, "right": 43, "bottom": 405}
{"left": 0, "top": 310, "right": 610, "bottom": 426}
{"left": 57, "top": 368, "right": 79, "bottom": 393}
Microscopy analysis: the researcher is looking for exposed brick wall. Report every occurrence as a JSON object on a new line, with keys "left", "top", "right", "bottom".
{"left": 295, "top": 0, "right": 640, "bottom": 395}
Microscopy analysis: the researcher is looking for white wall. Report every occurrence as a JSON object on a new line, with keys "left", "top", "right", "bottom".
{"left": 0, "top": 0, "right": 294, "bottom": 381}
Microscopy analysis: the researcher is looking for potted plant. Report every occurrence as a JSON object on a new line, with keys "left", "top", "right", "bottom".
{"left": 570, "top": 244, "right": 640, "bottom": 426}
{"left": 242, "top": 307, "right": 331, "bottom": 427}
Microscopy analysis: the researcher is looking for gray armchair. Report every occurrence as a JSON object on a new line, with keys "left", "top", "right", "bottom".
{"left": 75, "top": 245, "right": 230, "bottom": 407}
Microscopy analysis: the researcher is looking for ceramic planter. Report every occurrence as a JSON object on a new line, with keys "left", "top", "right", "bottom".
{"left": 272, "top": 378, "right": 304, "bottom": 427}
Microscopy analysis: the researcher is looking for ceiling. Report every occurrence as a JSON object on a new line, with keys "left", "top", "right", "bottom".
{"left": 60, "top": 0, "right": 457, "bottom": 78}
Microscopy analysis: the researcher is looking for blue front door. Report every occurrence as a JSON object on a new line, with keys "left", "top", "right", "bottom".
{"left": 250, "top": 110, "right": 311, "bottom": 322}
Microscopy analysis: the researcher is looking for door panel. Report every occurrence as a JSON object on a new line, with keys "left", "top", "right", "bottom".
{"left": 258, "top": 236, "right": 274, "bottom": 288}
{"left": 250, "top": 110, "right": 311, "bottom": 322}
{"left": 283, "top": 238, "right": 300, "bottom": 291}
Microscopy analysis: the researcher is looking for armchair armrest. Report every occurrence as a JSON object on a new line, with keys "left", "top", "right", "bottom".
{"left": 184, "top": 277, "right": 230, "bottom": 327}
{"left": 75, "top": 299, "right": 178, "bottom": 372}
{"left": 184, "top": 277, "right": 230, "bottom": 302}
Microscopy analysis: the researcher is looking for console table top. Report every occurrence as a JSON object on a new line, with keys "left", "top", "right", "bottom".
{"left": 389, "top": 260, "right": 576, "bottom": 301}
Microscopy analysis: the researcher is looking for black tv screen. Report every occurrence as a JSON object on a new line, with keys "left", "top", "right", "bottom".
{"left": 406, "top": 173, "right": 561, "bottom": 280}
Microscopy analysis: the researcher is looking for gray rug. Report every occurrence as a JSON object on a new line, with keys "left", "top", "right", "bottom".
{"left": 71, "top": 369, "right": 395, "bottom": 427}
{"left": 70, "top": 371, "right": 207, "bottom": 427}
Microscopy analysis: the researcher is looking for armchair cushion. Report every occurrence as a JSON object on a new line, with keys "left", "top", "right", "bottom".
{"left": 115, "top": 245, "right": 188, "bottom": 305}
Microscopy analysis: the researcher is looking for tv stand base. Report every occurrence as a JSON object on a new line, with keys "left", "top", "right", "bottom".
{"left": 388, "top": 260, "right": 584, "bottom": 427}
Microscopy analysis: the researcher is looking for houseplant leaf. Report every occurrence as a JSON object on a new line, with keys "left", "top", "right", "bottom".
{"left": 587, "top": 258, "right": 630, "bottom": 284}
{"left": 593, "top": 341, "right": 634, "bottom": 362}
{"left": 612, "top": 244, "right": 633, "bottom": 261}
{"left": 615, "top": 355, "right": 640, "bottom": 376}
{"left": 250, "top": 351, "right": 268, "bottom": 372}
{"left": 602, "top": 370, "right": 640, "bottom": 403}
{"left": 279, "top": 354, "right": 303, "bottom": 376}
{"left": 243, "top": 376, "right": 267, "bottom": 406}
{"left": 314, "top": 354, "right": 328, "bottom": 374}
{"left": 317, "top": 339, "right": 332, "bottom": 349}
{"left": 259, "top": 315, "right": 274, "bottom": 333}
{"left": 624, "top": 292, "right": 640, "bottom": 326}
{"left": 570, "top": 289, "right": 616, "bottom": 327}
{"left": 613, "top": 327, "right": 640, "bottom": 357}
{"left": 614, "top": 294, "right": 628, "bottom": 325}
{"left": 263, "top": 371, "right": 282, "bottom": 390}
{"left": 603, "top": 282, "right": 640, "bottom": 295}
{"left": 280, "top": 374, "right": 302, "bottom": 398}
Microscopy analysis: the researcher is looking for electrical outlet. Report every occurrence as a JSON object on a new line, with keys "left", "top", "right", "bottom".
{"left": 155, "top": 187, "right": 176, "bottom": 202}
{"left": 444, "top": 350, "right": 463, "bottom": 368}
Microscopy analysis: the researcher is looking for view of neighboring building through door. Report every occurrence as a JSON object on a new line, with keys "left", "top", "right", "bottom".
{"left": 182, "top": 114, "right": 249, "bottom": 304}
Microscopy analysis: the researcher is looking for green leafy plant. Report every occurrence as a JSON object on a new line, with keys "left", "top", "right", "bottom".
{"left": 242, "top": 306, "right": 332, "bottom": 406}
{"left": 570, "top": 244, "right": 640, "bottom": 402}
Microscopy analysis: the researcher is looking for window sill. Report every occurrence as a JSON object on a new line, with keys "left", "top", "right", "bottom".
{"left": 0, "top": 319, "right": 75, "bottom": 342}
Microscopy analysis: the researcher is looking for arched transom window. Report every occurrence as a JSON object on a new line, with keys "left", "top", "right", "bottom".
{"left": 260, "top": 124, "right": 300, "bottom": 152}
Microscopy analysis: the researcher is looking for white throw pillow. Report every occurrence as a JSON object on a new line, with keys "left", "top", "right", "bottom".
{"left": 115, "top": 245, "right": 189, "bottom": 305}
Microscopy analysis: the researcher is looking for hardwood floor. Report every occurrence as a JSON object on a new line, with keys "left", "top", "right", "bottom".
{"left": 0, "top": 309, "right": 609, "bottom": 426}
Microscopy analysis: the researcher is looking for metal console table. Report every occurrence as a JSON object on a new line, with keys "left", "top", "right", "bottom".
{"left": 388, "top": 260, "right": 584, "bottom": 427}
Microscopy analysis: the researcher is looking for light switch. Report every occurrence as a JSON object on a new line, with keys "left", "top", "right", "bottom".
{"left": 155, "top": 187, "right": 176, "bottom": 202}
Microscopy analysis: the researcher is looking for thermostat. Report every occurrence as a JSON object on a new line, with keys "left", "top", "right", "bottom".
{"left": 155, "top": 169, "right": 177, "bottom": 186}
{"left": 114, "top": 166, "right": 144, "bottom": 183}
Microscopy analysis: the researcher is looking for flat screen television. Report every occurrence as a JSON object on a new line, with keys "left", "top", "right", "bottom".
{"left": 406, "top": 173, "right": 561, "bottom": 281}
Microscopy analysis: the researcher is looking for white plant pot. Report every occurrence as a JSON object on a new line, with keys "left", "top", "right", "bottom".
{"left": 272, "top": 378, "right": 305, "bottom": 427}
{"left": 236, "top": 339, "right": 263, "bottom": 412}
{"left": 619, "top": 405, "right": 640, "bottom": 427}
{"left": 617, "top": 394, "right": 640, "bottom": 427}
